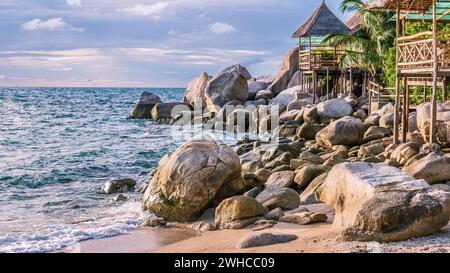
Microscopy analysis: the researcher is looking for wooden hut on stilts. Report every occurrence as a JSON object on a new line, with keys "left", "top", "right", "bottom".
{"left": 292, "top": 0, "right": 351, "bottom": 103}
{"left": 367, "top": 0, "right": 450, "bottom": 145}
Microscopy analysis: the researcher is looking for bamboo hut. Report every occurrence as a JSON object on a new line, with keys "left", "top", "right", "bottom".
{"left": 367, "top": 0, "right": 450, "bottom": 145}
{"left": 292, "top": 0, "right": 351, "bottom": 103}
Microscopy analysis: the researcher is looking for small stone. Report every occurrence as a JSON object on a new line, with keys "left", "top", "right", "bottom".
{"left": 102, "top": 178, "right": 136, "bottom": 194}
{"left": 244, "top": 187, "right": 261, "bottom": 198}
{"left": 113, "top": 194, "right": 128, "bottom": 202}
{"left": 237, "top": 232, "right": 297, "bottom": 249}
{"left": 140, "top": 216, "right": 167, "bottom": 227}
{"left": 279, "top": 212, "right": 328, "bottom": 225}
{"left": 264, "top": 207, "right": 284, "bottom": 221}
{"left": 187, "top": 221, "right": 217, "bottom": 232}
{"left": 265, "top": 171, "right": 295, "bottom": 189}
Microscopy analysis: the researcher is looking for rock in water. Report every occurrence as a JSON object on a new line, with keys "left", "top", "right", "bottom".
{"left": 102, "top": 178, "right": 136, "bottom": 194}
{"left": 316, "top": 99, "right": 354, "bottom": 123}
{"left": 403, "top": 153, "right": 450, "bottom": 184}
{"left": 316, "top": 162, "right": 450, "bottom": 242}
{"left": 205, "top": 64, "right": 251, "bottom": 112}
{"left": 151, "top": 102, "right": 190, "bottom": 122}
{"left": 183, "top": 72, "right": 212, "bottom": 107}
{"left": 268, "top": 47, "right": 299, "bottom": 95}
{"left": 417, "top": 102, "right": 450, "bottom": 147}
{"left": 129, "top": 92, "right": 162, "bottom": 119}
{"left": 215, "top": 196, "right": 268, "bottom": 229}
{"left": 142, "top": 135, "right": 245, "bottom": 222}
{"left": 316, "top": 117, "right": 364, "bottom": 148}
{"left": 237, "top": 232, "right": 297, "bottom": 249}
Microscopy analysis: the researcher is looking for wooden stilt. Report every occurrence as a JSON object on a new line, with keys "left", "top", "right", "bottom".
{"left": 349, "top": 67, "right": 353, "bottom": 95}
{"left": 424, "top": 81, "right": 427, "bottom": 102}
{"left": 430, "top": 0, "right": 438, "bottom": 144}
{"left": 326, "top": 68, "right": 330, "bottom": 100}
{"left": 402, "top": 77, "right": 408, "bottom": 143}
{"left": 313, "top": 72, "right": 317, "bottom": 104}
{"left": 443, "top": 77, "right": 448, "bottom": 101}
{"left": 393, "top": 5, "right": 401, "bottom": 145}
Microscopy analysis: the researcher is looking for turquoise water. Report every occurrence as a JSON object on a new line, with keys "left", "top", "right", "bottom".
{"left": 0, "top": 87, "right": 189, "bottom": 252}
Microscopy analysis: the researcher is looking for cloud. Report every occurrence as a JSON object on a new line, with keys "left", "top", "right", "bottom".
{"left": 21, "top": 17, "right": 84, "bottom": 32}
{"left": 119, "top": 2, "right": 170, "bottom": 19}
{"left": 66, "top": 0, "right": 81, "bottom": 6}
{"left": 208, "top": 22, "right": 236, "bottom": 34}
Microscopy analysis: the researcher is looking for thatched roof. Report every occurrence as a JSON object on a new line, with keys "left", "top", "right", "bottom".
{"left": 346, "top": 13, "right": 362, "bottom": 34}
{"left": 292, "top": 1, "right": 350, "bottom": 38}
{"left": 366, "top": 0, "right": 433, "bottom": 12}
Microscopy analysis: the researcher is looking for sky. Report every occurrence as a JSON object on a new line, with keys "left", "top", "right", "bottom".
{"left": 0, "top": 0, "right": 350, "bottom": 87}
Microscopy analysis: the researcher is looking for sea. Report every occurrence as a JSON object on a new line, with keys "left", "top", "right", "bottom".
{"left": 0, "top": 87, "right": 232, "bottom": 253}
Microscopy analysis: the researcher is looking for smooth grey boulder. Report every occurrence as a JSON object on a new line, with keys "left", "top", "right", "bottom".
{"left": 215, "top": 196, "right": 268, "bottom": 229}
{"left": 248, "top": 80, "right": 268, "bottom": 100}
{"left": 316, "top": 117, "right": 364, "bottom": 148}
{"left": 129, "top": 92, "right": 163, "bottom": 119}
{"left": 417, "top": 101, "right": 450, "bottom": 147}
{"left": 205, "top": 64, "right": 251, "bottom": 112}
{"left": 268, "top": 47, "right": 299, "bottom": 95}
{"left": 151, "top": 102, "right": 190, "bottom": 121}
{"left": 403, "top": 153, "right": 450, "bottom": 184}
{"left": 237, "top": 232, "right": 297, "bottom": 249}
{"left": 183, "top": 72, "right": 212, "bottom": 107}
{"left": 256, "top": 187, "right": 300, "bottom": 210}
{"left": 316, "top": 99, "right": 354, "bottom": 123}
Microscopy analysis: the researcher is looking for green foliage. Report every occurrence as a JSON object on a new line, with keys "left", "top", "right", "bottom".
{"left": 384, "top": 45, "right": 396, "bottom": 87}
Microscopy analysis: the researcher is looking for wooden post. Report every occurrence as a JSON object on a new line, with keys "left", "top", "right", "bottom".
{"left": 443, "top": 77, "right": 448, "bottom": 101}
{"left": 363, "top": 71, "right": 367, "bottom": 96}
{"left": 402, "top": 77, "right": 408, "bottom": 143}
{"left": 326, "top": 68, "right": 330, "bottom": 100}
{"left": 368, "top": 79, "right": 373, "bottom": 115}
{"left": 424, "top": 81, "right": 427, "bottom": 102}
{"left": 430, "top": 0, "right": 438, "bottom": 144}
{"left": 393, "top": 4, "right": 401, "bottom": 145}
{"left": 349, "top": 67, "right": 353, "bottom": 94}
{"left": 313, "top": 71, "right": 317, "bottom": 104}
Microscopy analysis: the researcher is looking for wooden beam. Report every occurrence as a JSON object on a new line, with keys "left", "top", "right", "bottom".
{"left": 394, "top": 3, "right": 401, "bottom": 145}
{"left": 430, "top": 0, "right": 438, "bottom": 144}
{"left": 443, "top": 77, "right": 448, "bottom": 101}
{"left": 402, "top": 77, "right": 408, "bottom": 143}
{"left": 438, "top": 9, "right": 450, "bottom": 21}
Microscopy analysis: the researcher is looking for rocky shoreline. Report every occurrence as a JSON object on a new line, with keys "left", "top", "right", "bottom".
{"left": 118, "top": 47, "right": 450, "bottom": 251}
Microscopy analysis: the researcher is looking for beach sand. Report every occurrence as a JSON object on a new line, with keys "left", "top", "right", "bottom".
{"left": 64, "top": 204, "right": 450, "bottom": 253}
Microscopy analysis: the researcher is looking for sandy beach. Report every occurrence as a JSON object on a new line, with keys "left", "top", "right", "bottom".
{"left": 66, "top": 203, "right": 450, "bottom": 253}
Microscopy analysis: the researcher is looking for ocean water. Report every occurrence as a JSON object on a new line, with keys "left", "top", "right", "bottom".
{"left": 0, "top": 87, "right": 203, "bottom": 253}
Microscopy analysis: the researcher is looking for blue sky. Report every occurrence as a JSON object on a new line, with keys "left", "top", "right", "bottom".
{"left": 0, "top": 0, "right": 350, "bottom": 87}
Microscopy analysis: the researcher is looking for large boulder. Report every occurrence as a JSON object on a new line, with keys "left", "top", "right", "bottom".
{"left": 268, "top": 85, "right": 303, "bottom": 108}
{"left": 215, "top": 196, "right": 268, "bottom": 229}
{"left": 403, "top": 153, "right": 450, "bottom": 184}
{"left": 256, "top": 187, "right": 300, "bottom": 210}
{"left": 151, "top": 102, "right": 190, "bottom": 122}
{"left": 287, "top": 70, "right": 301, "bottom": 88}
{"left": 248, "top": 79, "right": 268, "bottom": 100}
{"left": 268, "top": 47, "right": 299, "bottom": 95}
{"left": 317, "top": 162, "right": 450, "bottom": 242}
{"left": 205, "top": 64, "right": 251, "bottom": 112}
{"left": 316, "top": 117, "right": 364, "bottom": 148}
{"left": 417, "top": 102, "right": 450, "bottom": 147}
{"left": 129, "top": 92, "right": 163, "bottom": 119}
{"left": 183, "top": 72, "right": 212, "bottom": 107}
{"left": 142, "top": 135, "right": 245, "bottom": 222}
{"left": 316, "top": 99, "right": 354, "bottom": 123}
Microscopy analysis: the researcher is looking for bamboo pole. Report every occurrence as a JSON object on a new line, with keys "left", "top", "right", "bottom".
{"left": 394, "top": 4, "right": 401, "bottom": 145}
{"left": 430, "top": 0, "right": 438, "bottom": 144}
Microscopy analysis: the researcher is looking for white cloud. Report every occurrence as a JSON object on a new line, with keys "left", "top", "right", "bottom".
{"left": 66, "top": 0, "right": 81, "bottom": 6}
{"left": 208, "top": 22, "right": 236, "bottom": 34}
{"left": 21, "top": 17, "right": 84, "bottom": 32}
{"left": 120, "top": 2, "right": 170, "bottom": 20}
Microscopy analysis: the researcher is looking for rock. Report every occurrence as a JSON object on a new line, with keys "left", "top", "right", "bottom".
{"left": 247, "top": 80, "right": 268, "bottom": 100}
{"left": 296, "top": 123, "right": 325, "bottom": 140}
{"left": 254, "top": 168, "right": 273, "bottom": 184}
{"left": 215, "top": 196, "right": 268, "bottom": 229}
{"left": 220, "top": 217, "right": 260, "bottom": 230}
{"left": 432, "top": 183, "right": 450, "bottom": 192}
{"left": 244, "top": 187, "right": 261, "bottom": 198}
{"left": 279, "top": 212, "right": 328, "bottom": 225}
{"left": 205, "top": 64, "right": 251, "bottom": 112}
{"left": 102, "top": 178, "right": 136, "bottom": 194}
{"left": 353, "top": 109, "right": 367, "bottom": 120}
{"left": 129, "top": 92, "right": 163, "bottom": 119}
{"left": 303, "top": 106, "right": 319, "bottom": 124}
{"left": 317, "top": 162, "right": 450, "bottom": 242}
{"left": 316, "top": 117, "right": 364, "bottom": 148}
{"left": 273, "top": 123, "right": 298, "bottom": 138}
{"left": 255, "top": 90, "right": 274, "bottom": 100}
{"left": 269, "top": 85, "right": 302, "bottom": 108}
{"left": 280, "top": 110, "right": 300, "bottom": 122}
{"left": 390, "top": 142, "right": 420, "bottom": 166}
{"left": 403, "top": 153, "right": 450, "bottom": 184}
{"left": 264, "top": 207, "right": 284, "bottom": 221}
{"left": 252, "top": 220, "right": 277, "bottom": 231}
{"left": 294, "top": 165, "right": 330, "bottom": 190}
{"left": 183, "top": 72, "right": 212, "bottom": 107}
{"left": 187, "top": 221, "right": 217, "bottom": 232}
{"left": 151, "top": 102, "right": 190, "bottom": 121}
{"left": 409, "top": 112, "right": 418, "bottom": 132}
{"left": 256, "top": 187, "right": 300, "bottom": 210}
{"left": 363, "top": 126, "right": 392, "bottom": 142}
{"left": 226, "top": 109, "right": 252, "bottom": 132}
{"left": 244, "top": 99, "right": 267, "bottom": 108}
{"left": 237, "top": 232, "right": 297, "bottom": 249}
{"left": 268, "top": 47, "right": 299, "bottom": 95}
{"left": 142, "top": 135, "right": 245, "bottom": 222}
{"left": 287, "top": 98, "right": 312, "bottom": 111}
{"left": 417, "top": 102, "right": 450, "bottom": 147}
{"left": 287, "top": 70, "right": 301, "bottom": 88}
{"left": 379, "top": 113, "right": 395, "bottom": 129}
{"left": 140, "top": 216, "right": 167, "bottom": 227}
{"left": 299, "top": 172, "right": 327, "bottom": 205}
{"left": 265, "top": 170, "right": 295, "bottom": 189}
{"left": 365, "top": 114, "right": 381, "bottom": 126}
{"left": 113, "top": 194, "right": 128, "bottom": 202}
{"left": 316, "top": 99, "right": 354, "bottom": 123}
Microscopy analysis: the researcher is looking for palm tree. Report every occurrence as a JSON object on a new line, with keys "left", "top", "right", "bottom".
{"left": 322, "top": 0, "right": 395, "bottom": 75}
